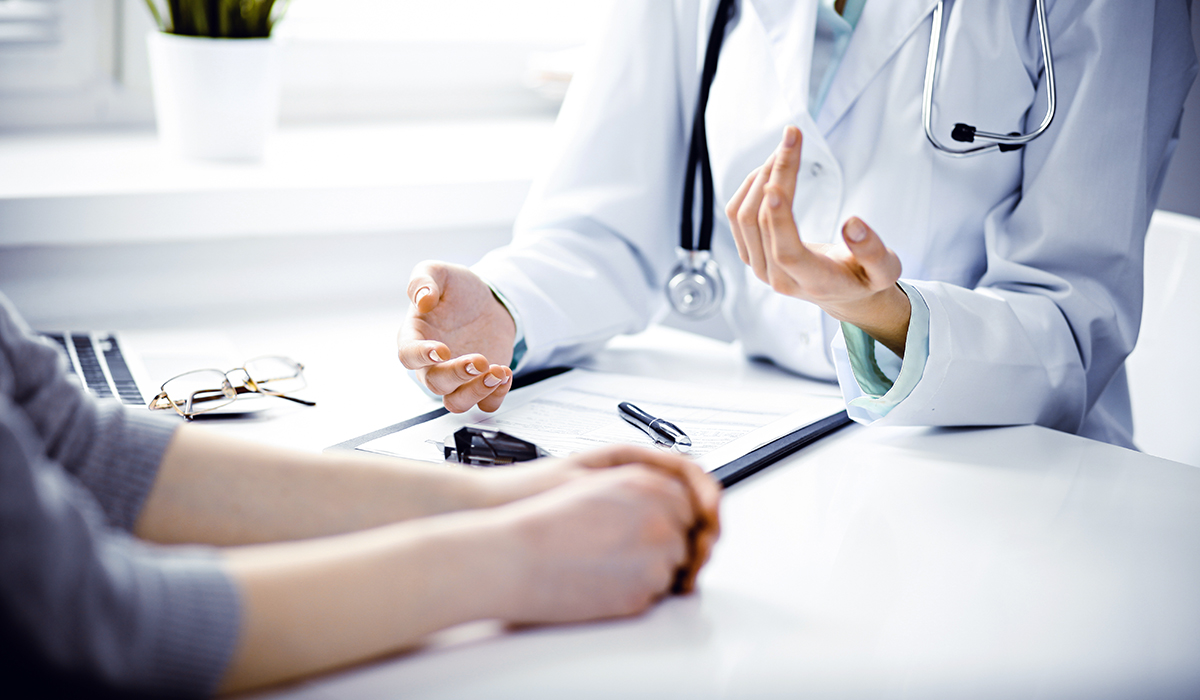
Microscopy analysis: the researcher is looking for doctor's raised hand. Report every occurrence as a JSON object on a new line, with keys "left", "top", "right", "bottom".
{"left": 727, "top": 125, "right": 911, "bottom": 358}
{"left": 399, "top": 261, "right": 517, "bottom": 412}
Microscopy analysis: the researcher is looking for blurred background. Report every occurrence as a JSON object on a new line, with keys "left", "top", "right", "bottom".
{"left": 0, "top": 0, "right": 1196, "bottom": 339}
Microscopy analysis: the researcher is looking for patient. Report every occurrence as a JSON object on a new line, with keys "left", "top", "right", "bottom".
{"left": 0, "top": 294, "right": 720, "bottom": 697}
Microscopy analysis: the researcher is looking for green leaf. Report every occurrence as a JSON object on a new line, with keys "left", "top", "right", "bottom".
{"left": 150, "top": 0, "right": 290, "bottom": 38}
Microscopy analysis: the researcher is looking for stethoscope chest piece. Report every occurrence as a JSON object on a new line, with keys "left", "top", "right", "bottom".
{"left": 667, "top": 249, "right": 725, "bottom": 319}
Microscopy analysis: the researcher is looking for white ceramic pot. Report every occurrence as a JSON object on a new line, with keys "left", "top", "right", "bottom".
{"left": 147, "top": 32, "right": 282, "bottom": 161}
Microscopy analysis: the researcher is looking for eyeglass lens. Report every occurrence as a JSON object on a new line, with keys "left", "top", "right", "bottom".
{"left": 243, "top": 356, "right": 306, "bottom": 395}
{"left": 160, "top": 369, "right": 237, "bottom": 415}
{"left": 158, "top": 357, "right": 306, "bottom": 416}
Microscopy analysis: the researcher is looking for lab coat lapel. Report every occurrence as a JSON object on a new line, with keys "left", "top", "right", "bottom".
{"left": 817, "top": 0, "right": 936, "bottom": 132}
{"left": 745, "top": 0, "right": 819, "bottom": 125}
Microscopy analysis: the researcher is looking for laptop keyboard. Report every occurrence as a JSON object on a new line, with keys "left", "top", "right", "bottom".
{"left": 100, "top": 336, "right": 144, "bottom": 404}
{"left": 41, "top": 332, "right": 146, "bottom": 406}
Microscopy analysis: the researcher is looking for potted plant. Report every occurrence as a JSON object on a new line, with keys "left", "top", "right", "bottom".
{"left": 143, "top": 1, "right": 292, "bottom": 161}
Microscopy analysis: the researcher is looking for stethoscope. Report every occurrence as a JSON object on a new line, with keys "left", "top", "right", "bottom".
{"left": 669, "top": 0, "right": 1058, "bottom": 318}
{"left": 923, "top": 0, "right": 1057, "bottom": 156}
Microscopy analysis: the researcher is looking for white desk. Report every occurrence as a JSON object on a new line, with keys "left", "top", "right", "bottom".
{"left": 163, "top": 310, "right": 1200, "bottom": 700}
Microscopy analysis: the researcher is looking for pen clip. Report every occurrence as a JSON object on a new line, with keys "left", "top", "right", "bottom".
{"left": 618, "top": 402, "right": 692, "bottom": 452}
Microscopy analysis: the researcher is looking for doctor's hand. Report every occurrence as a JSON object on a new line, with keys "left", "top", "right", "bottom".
{"left": 726, "top": 125, "right": 912, "bottom": 357}
{"left": 398, "top": 261, "right": 517, "bottom": 412}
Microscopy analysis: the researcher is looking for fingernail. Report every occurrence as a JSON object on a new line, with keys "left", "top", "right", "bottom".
{"left": 783, "top": 126, "right": 797, "bottom": 148}
{"left": 483, "top": 373, "right": 501, "bottom": 388}
{"left": 846, "top": 218, "right": 867, "bottom": 242}
{"left": 767, "top": 191, "right": 780, "bottom": 208}
{"left": 465, "top": 363, "right": 481, "bottom": 376}
{"left": 414, "top": 286, "right": 431, "bottom": 304}
{"left": 429, "top": 349, "right": 444, "bottom": 363}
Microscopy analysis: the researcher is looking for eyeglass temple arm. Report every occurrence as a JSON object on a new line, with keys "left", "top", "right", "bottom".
{"left": 275, "top": 394, "right": 316, "bottom": 407}
{"left": 229, "top": 384, "right": 316, "bottom": 407}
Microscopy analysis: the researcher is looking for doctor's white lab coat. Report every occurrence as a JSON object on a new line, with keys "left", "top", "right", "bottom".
{"left": 473, "top": 0, "right": 1198, "bottom": 447}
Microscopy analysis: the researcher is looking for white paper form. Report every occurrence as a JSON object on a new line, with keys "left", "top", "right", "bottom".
{"left": 357, "top": 370, "right": 846, "bottom": 472}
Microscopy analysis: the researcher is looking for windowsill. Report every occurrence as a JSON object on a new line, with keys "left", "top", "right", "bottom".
{"left": 0, "top": 117, "right": 556, "bottom": 246}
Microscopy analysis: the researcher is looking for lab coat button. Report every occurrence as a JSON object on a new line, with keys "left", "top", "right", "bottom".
{"left": 810, "top": 162, "right": 823, "bottom": 177}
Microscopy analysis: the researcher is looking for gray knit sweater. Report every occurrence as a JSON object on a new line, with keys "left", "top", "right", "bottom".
{"left": 0, "top": 294, "right": 239, "bottom": 697}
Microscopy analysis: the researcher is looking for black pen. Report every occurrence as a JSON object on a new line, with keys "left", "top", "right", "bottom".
{"left": 617, "top": 402, "right": 692, "bottom": 452}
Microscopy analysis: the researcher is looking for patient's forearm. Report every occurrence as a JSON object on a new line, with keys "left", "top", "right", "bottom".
{"left": 214, "top": 464, "right": 703, "bottom": 694}
{"left": 217, "top": 510, "right": 512, "bottom": 694}
{"left": 134, "top": 425, "right": 488, "bottom": 545}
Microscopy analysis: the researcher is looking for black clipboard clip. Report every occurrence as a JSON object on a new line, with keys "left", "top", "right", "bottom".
{"left": 444, "top": 426, "right": 549, "bottom": 466}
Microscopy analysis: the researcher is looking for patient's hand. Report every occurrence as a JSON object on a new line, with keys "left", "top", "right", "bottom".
{"left": 398, "top": 261, "right": 517, "bottom": 412}
{"left": 489, "top": 458, "right": 719, "bottom": 624}
{"left": 473, "top": 445, "right": 721, "bottom": 595}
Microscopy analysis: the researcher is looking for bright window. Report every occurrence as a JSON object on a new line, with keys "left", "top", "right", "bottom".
{"left": 275, "top": 0, "right": 612, "bottom": 121}
{"left": 0, "top": 0, "right": 613, "bottom": 129}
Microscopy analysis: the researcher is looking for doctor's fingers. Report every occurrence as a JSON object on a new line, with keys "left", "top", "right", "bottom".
{"left": 757, "top": 125, "right": 809, "bottom": 279}
{"left": 417, "top": 353, "right": 490, "bottom": 386}
{"left": 407, "top": 261, "right": 450, "bottom": 314}
{"left": 420, "top": 355, "right": 500, "bottom": 394}
{"left": 842, "top": 218, "right": 902, "bottom": 292}
{"left": 758, "top": 186, "right": 820, "bottom": 297}
{"left": 428, "top": 365, "right": 512, "bottom": 413}
{"left": 476, "top": 373, "right": 514, "bottom": 412}
{"left": 766, "top": 126, "right": 803, "bottom": 205}
{"left": 726, "top": 168, "right": 761, "bottom": 265}
{"left": 397, "top": 334, "right": 453, "bottom": 369}
{"left": 732, "top": 157, "right": 776, "bottom": 279}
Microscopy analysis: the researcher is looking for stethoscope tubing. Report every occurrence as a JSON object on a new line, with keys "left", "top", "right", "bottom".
{"left": 680, "top": 0, "right": 737, "bottom": 253}
{"left": 923, "top": 0, "right": 1057, "bottom": 156}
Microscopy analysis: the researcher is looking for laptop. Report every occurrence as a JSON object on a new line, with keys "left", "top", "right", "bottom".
{"left": 38, "top": 329, "right": 274, "bottom": 417}
{"left": 40, "top": 331, "right": 147, "bottom": 405}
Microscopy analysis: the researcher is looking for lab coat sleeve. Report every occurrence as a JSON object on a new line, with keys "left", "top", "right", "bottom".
{"left": 840, "top": 0, "right": 1197, "bottom": 445}
{"left": 472, "top": 0, "right": 700, "bottom": 372}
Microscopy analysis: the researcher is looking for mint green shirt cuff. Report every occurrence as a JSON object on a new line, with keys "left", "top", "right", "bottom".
{"left": 842, "top": 281, "right": 930, "bottom": 417}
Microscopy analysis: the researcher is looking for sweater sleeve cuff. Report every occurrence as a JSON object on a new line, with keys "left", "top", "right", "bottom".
{"left": 77, "top": 406, "right": 179, "bottom": 532}
{"left": 121, "top": 546, "right": 241, "bottom": 697}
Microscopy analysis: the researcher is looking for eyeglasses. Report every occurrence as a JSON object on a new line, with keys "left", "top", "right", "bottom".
{"left": 148, "top": 356, "right": 316, "bottom": 419}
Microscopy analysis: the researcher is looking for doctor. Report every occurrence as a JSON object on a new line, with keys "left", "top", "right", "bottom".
{"left": 398, "top": 0, "right": 1196, "bottom": 447}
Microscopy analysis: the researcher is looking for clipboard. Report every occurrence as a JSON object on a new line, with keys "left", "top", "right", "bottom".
{"left": 327, "top": 366, "right": 850, "bottom": 488}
